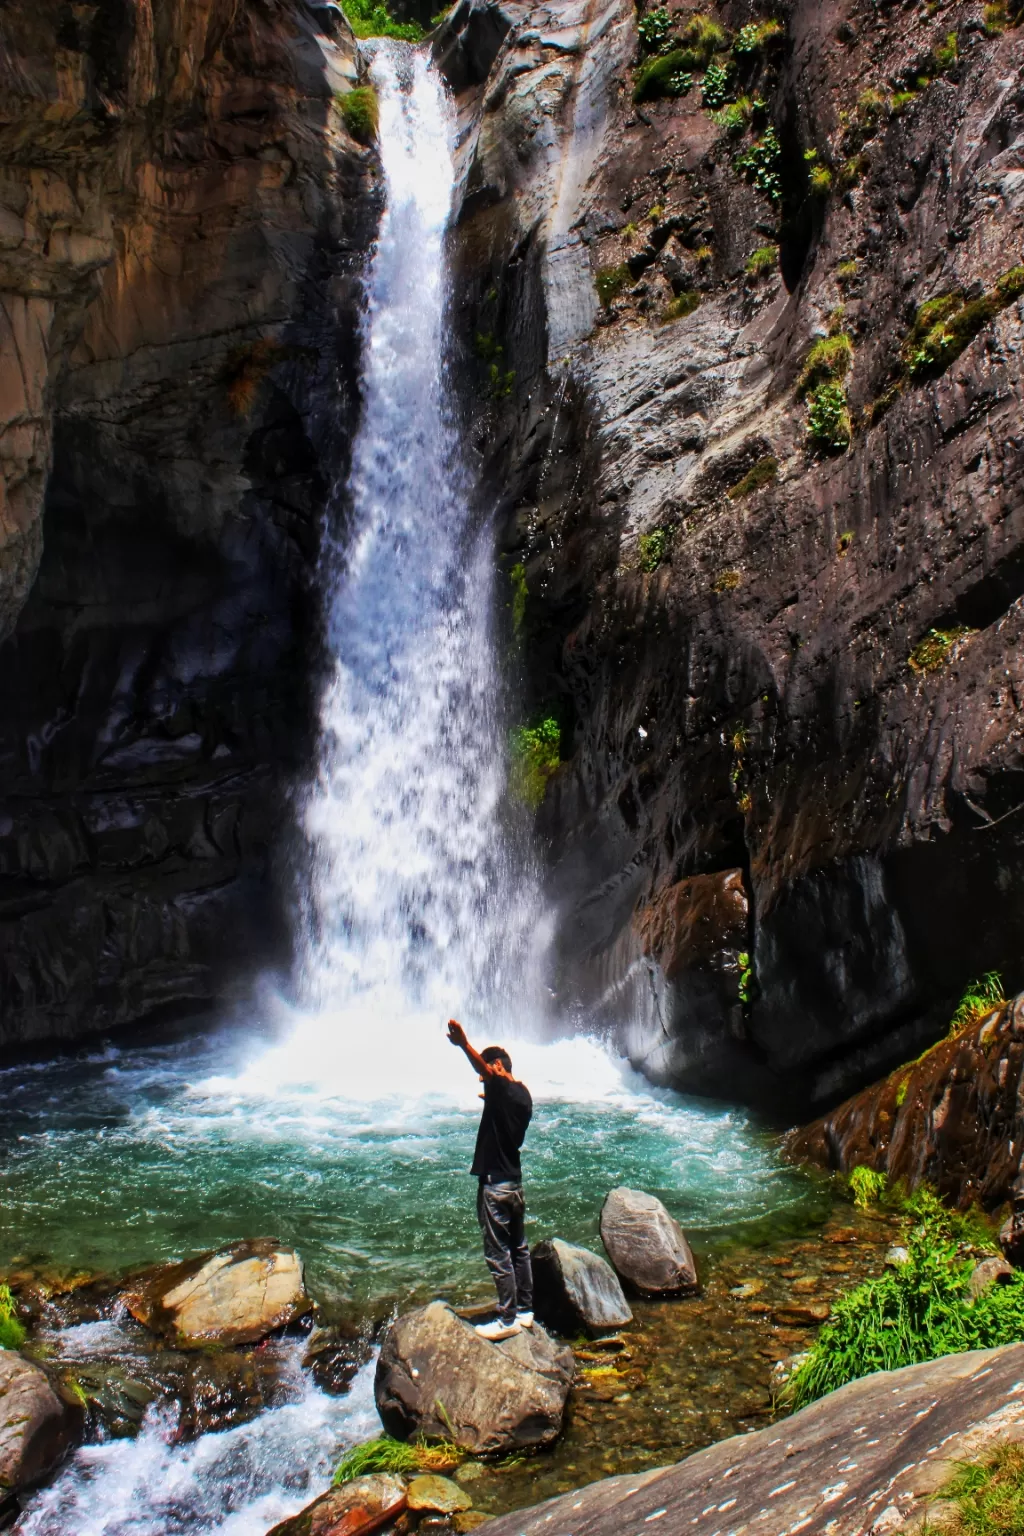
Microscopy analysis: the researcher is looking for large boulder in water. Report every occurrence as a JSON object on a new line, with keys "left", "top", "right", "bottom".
{"left": 266, "top": 1473, "right": 407, "bottom": 1536}
{"left": 123, "top": 1239, "right": 311, "bottom": 1348}
{"left": 0, "top": 1349, "right": 84, "bottom": 1494}
{"left": 531, "top": 1239, "right": 632, "bottom": 1334}
{"left": 375, "top": 1301, "right": 574, "bottom": 1455}
{"left": 599, "top": 1188, "right": 698, "bottom": 1296}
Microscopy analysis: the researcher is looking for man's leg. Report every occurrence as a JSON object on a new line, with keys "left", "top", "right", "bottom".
{"left": 508, "top": 1188, "right": 533, "bottom": 1315}
{"left": 477, "top": 1182, "right": 518, "bottom": 1325}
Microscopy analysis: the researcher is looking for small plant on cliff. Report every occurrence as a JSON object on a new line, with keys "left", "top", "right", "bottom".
{"left": 807, "top": 381, "right": 852, "bottom": 452}
{"left": 907, "top": 625, "right": 974, "bottom": 674}
{"left": 339, "top": 86, "right": 380, "bottom": 143}
{"left": 510, "top": 718, "right": 561, "bottom": 809}
{"left": 0, "top": 1284, "right": 26, "bottom": 1350}
{"left": 679, "top": 12, "right": 729, "bottom": 63}
{"left": 848, "top": 1165, "right": 888, "bottom": 1209}
{"left": 734, "top": 125, "right": 783, "bottom": 203}
{"left": 948, "top": 972, "right": 1006, "bottom": 1036}
{"left": 596, "top": 263, "right": 630, "bottom": 306}
{"left": 937, "top": 1439, "right": 1024, "bottom": 1536}
{"left": 662, "top": 291, "right": 701, "bottom": 323}
{"left": 639, "top": 527, "right": 672, "bottom": 571}
{"left": 746, "top": 245, "right": 778, "bottom": 278}
{"left": 737, "top": 951, "right": 755, "bottom": 1005}
{"left": 781, "top": 1189, "right": 1018, "bottom": 1411}
{"left": 733, "top": 18, "right": 784, "bottom": 55}
{"left": 701, "top": 59, "right": 734, "bottom": 109}
{"left": 637, "top": 5, "right": 673, "bottom": 54}
{"left": 797, "top": 333, "right": 853, "bottom": 396}
{"left": 728, "top": 455, "right": 777, "bottom": 499}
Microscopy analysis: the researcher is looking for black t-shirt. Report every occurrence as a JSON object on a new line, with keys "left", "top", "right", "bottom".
{"left": 471, "top": 1075, "right": 533, "bottom": 1181}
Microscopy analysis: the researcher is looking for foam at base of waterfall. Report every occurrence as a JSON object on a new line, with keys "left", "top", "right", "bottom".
{"left": 17, "top": 1353, "right": 380, "bottom": 1536}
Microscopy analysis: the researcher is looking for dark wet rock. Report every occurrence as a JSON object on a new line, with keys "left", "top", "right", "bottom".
{"left": 0, "top": 1349, "right": 84, "bottom": 1494}
{"left": 968, "top": 1257, "right": 1013, "bottom": 1299}
{"left": 531, "top": 1238, "right": 632, "bottom": 1335}
{"left": 375, "top": 1301, "right": 574, "bottom": 1455}
{"left": 123, "top": 1239, "right": 310, "bottom": 1348}
{"left": 1000, "top": 1213, "right": 1024, "bottom": 1268}
{"left": 266, "top": 1473, "right": 408, "bottom": 1536}
{"left": 788, "top": 991, "right": 1024, "bottom": 1210}
{"left": 303, "top": 1325, "right": 375, "bottom": 1396}
{"left": 479, "top": 1344, "right": 1024, "bottom": 1536}
{"left": 406, "top": 1476, "right": 472, "bottom": 1514}
{"left": 599, "top": 1189, "right": 698, "bottom": 1297}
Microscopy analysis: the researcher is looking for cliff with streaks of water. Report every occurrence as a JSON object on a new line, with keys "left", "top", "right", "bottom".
{"left": 0, "top": 0, "right": 378, "bottom": 1050}
{"left": 440, "top": 0, "right": 1024, "bottom": 1112}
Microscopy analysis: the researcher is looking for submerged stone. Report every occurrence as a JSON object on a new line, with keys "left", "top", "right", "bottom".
{"left": 407, "top": 1474, "right": 473, "bottom": 1512}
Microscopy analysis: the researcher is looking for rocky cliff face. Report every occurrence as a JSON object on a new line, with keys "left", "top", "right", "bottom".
{"left": 440, "top": 0, "right": 1024, "bottom": 1111}
{"left": 0, "top": 0, "right": 377, "bottom": 1050}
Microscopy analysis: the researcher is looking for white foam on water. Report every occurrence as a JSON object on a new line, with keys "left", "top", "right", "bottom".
{"left": 17, "top": 1353, "right": 380, "bottom": 1536}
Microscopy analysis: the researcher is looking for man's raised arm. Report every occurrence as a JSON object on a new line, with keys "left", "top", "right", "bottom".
{"left": 447, "top": 1019, "right": 507, "bottom": 1078}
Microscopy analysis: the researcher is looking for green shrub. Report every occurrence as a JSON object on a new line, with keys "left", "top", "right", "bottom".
{"left": 595, "top": 263, "right": 630, "bottom": 305}
{"left": 933, "top": 29, "right": 959, "bottom": 70}
{"left": 997, "top": 265, "right": 1024, "bottom": 301}
{"left": 488, "top": 363, "right": 515, "bottom": 399}
{"left": 890, "top": 89, "right": 919, "bottom": 115}
{"left": 638, "top": 527, "right": 672, "bottom": 571}
{"left": 984, "top": 1, "right": 1009, "bottom": 30}
{"left": 637, "top": 6, "right": 672, "bottom": 53}
{"left": 510, "top": 718, "right": 561, "bottom": 809}
{"left": 712, "top": 99, "right": 752, "bottom": 136}
{"left": 679, "top": 12, "right": 729, "bottom": 63}
{"left": 907, "top": 624, "right": 974, "bottom": 674}
{"left": 857, "top": 87, "right": 886, "bottom": 131}
{"left": 737, "top": 951, "right": 755, "bottom": 1004}
{"left": 735, "top": 126, "right": 782, "bottom": 202}
{"left": 809, "top": 164, "right": 833, "bottom": 196}
{"left": 807, "top": 381, "right": 851, "bottom": 451}
{"left": 746, "top": 245, "right": 778, "bottom": 277}
{"left": 727, "top": 455, "right": 777, "bottom": 498}
{"left": 733, "top": 19, "right": 784, "bottom": 54}
{"left": 340, "top": 0, "right": 424, "bottom": 39}
{"left": 339, "top": 86, "right": 379, "bottom": 142}
{"left": 838, "top": 154, "right": 867, "bottom": 189}
{"left": 0, "top": 1284, "right": 26, "bottom": 1351}
{"left": 634, "top": 49, "right": 698, "bottom": 100}
{"left": 701, "top": 59, "right": 733, "bottom": 108}
{"left": 662, "top": 291, "right": 701, "bottom": 323}
{"left": 849, "top": 1166, "right": 888, "bottom": 1209}
{"left": 797, "top": 332, "right": 853, "bottom": 396}
{"left": 948, "top": 971, "right": 1005, "bottom": 1034}
{"left": 836, "top": 258, "right": 859, "bottom": 283}
{"left": 782, "top": 1189, "right": 1020, "bottom": 1411}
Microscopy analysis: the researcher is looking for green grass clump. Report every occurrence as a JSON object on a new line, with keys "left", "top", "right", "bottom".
{"left": 728, "top": 455, "right": 777, "bottom": 499}
{"left": 340, "top": 0, "right": 424, "bottom": 39}
{"left": 849, "top": 1166, "right": 888, "bottom": 1209}
{"left": 638, "top": 527, "right": 672, "bottom": 571}
{"left": 338, "top": 86, "right": 379, "bottom": 142}
{"left": 634, "top": 48, "right": 699, "bottom": 101}
{"left": 679, "top": 12, "right": 728, "bottom": 62}
{"left": 746, "top": 245, "right": 778, "bottom": 277}
{"left": 939, "top": 1441, "right": 1024, "bottom": 1535}
{"left": 0, "top": 1284, "right": 26, "bottom": 1351}
{"left": 797, "top": 333, "right": 853, "bottom": 397}
{"left": 807, "top": 381, "right": 851, "bottom": 452}
{"left": 907, "top": 624, "right": 974, "bottom": 674}
{"left": 948, "top": 971, "right": 1006, "bottom": 1035}
{"left": 997, "top": 265, "right": 1024, "bottom": 301}
{"left": 783, "top": 1189, "right": 1021, "bottom": 1410}
{"left": 712, "top": 98, "right": 752, "bottom": 136}
{"left": 984, "top": 1, "right": 1009, "bottom": 30}
{"left": 662, "top": 291, "right": 701, "bottom": 323}
{"left": 932, "top": 30, "right": 959, "bottom": 70}
{"left": 596, "top": 263, "right": 630, "bottom": 305}
{"left": 510, "top": 718, "right": 561, "bottom": 809}
{"left": 733, "top": 19, "right": 784, "bottom": 54}
{"left": 890, "top": 89, "right": 919, "bottom": 115}
{"left": 333, "top": 1436, "right": 461, "bottom": 1487}
{"left": 808, "top": 164, "right": 833, "bottom": 196}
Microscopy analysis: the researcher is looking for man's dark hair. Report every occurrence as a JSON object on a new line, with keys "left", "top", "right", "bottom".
{"left": 481, "top": 1046, "right": 512, "bottom": 1072}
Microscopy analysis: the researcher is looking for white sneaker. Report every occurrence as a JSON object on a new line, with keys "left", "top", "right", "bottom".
{"left": 516, "top": 1311, "right": 534, "bottom": 1329}
{"left": 475, "top": 1318, "right": 522, "bottom": 1341}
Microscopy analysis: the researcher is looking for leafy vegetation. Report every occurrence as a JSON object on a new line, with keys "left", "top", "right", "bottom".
{"left": 662, "top": 291, "right": 701, "bottom": 323}
{"left": 733, "top": 19, "right": 783, "bottom": 55}
{"left": 509, "top": 562, "right": 528, "bottom": 633}
{"left": 746, "top": 245, "right": 778, "bottom": 277}
{"left": 333, "top": 1436, "right": 461, "bottom": 1486}
{"left": 737, "top": 951, "right": 755, "bottom": 1004}
{"left": 782, "top": 1187, "right": 1022, "bottom": 1410}
{"left": 639, "top": 527, "right": 672, "bottom": 571}
{"left": 808, "top": 163, "right": 833, "bottom": 196}
{"left": 596, "top": 263, "right": 630, "bottom": 305}
{"left": 712, "top": 569, "right": 741, "bottom": 593}
{"left": 634, "top": 48, "right": 697, "bottom": 101}
{"left": 728, "top": 455, "right": 777, "bottom": 499}
{"left": 797, "top": 333, "right": 853, "bottom": 397}
{"left": 849, "top": 1166, "right": 887, "bottom": 1209}
{"left": 807, "top": 381, "right": 851, "bottom": 452}
{"left": 637, "top": 6, "right": 672, "bottom": 53}
{"left": 701, "top": 59, "right": 733, "bottom": 109}
{"left": 907, "top": 625, "right": 974, "bottom": 674}
{"left": 488, "top": 363, "right": 516, "bottom": 400}
{"left": 948, "top": 971, "right": 1006, "bottom": 1035}
{"left": 339, "top": 86, "right": 380, "bottom": 142}
{"left": 339, "top": 0, "right": 424, "bottom": 40}
{"left": 678, "top": 12, "right": 729, "bottom": 64}
{"left": 734, "top": 126, "right": 783, "bottom": 202}
{"left": 938, "top": 1440, "right": 1024, "bottom": 1536}
{"left": 0, "top": 1284, "right": 27, "bottom": 1350}
{"left": 510, "top": 718, "right": 561, "bottom": 809}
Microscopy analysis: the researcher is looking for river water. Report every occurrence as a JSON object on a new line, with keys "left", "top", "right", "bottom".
{"left": 3, "top": 43, "right": 814, "bottom": 1536}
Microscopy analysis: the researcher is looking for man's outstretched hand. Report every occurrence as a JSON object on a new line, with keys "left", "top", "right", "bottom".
{"left": 447, "top": 1018, "right": 467, "bottom": 1048}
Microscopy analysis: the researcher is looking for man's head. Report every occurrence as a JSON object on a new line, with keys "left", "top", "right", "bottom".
{"left": 481, "top": 1046, "right": 512, "bottom": 1078}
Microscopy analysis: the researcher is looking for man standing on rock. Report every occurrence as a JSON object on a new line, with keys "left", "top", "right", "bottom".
{"left": 447, "top": 1019, "right": 534, "bottom": 1341}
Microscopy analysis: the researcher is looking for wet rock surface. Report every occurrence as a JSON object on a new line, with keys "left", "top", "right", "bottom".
{"left": 480, "top": 1344, "right": 1024, "bottom": 1536}
{"left": 599, "top": 1189, "right": 698, "bottom": 1296}
{"left": 531, "top": 1239, "right": 632, "bottom": 1335}
{"left": 266, "top": 1472, "right": 408, "bottom": 1536}
{"left": 123, "top": 1238, "right": 311, "bottom": 1348}
{"left": 0, "top": 1348, "right": 83, "bottom": 1495}
{"left": 375, "top": 1301, "right": 575, "bottom": 1455}
{"left": 787, "top": 990, "right": 1024, "bottom": 1209}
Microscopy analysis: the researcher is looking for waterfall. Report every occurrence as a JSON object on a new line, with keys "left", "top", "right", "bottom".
{"left": 257, "top": 44, "right": 548, "bottom": 1097}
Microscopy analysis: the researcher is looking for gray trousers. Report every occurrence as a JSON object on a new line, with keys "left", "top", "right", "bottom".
{"left": 477, "top": 1179, "right": 533, "bottom": 1325}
